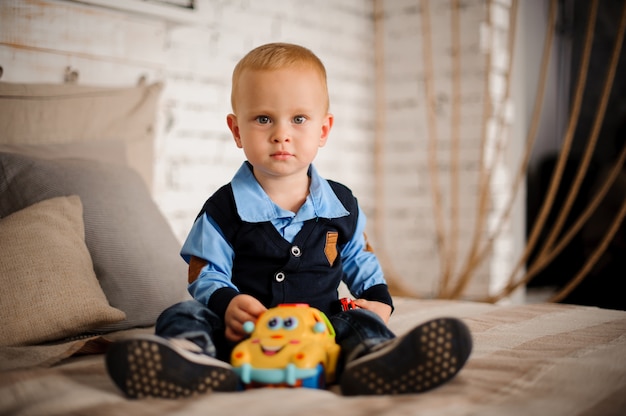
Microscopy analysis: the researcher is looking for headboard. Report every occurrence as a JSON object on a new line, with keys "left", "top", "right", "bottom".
{"left": 0, "top": 81, "right": 163, "bottom": 190}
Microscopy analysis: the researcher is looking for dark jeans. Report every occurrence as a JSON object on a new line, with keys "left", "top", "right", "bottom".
{"left": 155, "top": 300, "right": 396, "bottom": 376}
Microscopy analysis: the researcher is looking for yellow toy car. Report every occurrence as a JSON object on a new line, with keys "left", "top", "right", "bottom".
{"left": 231, "top": 303, "right": 340, "bottom": 389}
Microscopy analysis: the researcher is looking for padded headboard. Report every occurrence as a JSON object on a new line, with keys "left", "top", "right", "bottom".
{"left": 0, "top": 81, "right": 163, "bottom": 190}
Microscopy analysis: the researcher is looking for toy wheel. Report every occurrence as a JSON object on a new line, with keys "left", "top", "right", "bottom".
{"left": 301, "top": 364, "right": 325, "bottom": 389}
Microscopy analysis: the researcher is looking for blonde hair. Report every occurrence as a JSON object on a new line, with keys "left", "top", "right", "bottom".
{"left": 230, "top": 43, "right": 329, "bottom": 112}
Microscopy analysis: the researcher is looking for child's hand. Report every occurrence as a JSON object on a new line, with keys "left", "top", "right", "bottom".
{"left": 353, "top": 299, "right": 392, "bottom": 324}
{"left": 225, "top": 295, "right": 267, "bottom": 342}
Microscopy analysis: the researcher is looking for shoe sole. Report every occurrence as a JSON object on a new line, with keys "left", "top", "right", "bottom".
{"left": 340, "top": 318, "right": 472, "bottom": 396}
{"left": 105, "top": 335, "right": 239, "bottom": 399}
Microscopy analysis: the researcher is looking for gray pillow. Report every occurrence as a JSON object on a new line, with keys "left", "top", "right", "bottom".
{"left": 0, "top": 151, "right": 188, "bottom": 332}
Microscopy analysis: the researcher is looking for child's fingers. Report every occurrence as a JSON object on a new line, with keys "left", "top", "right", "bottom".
{"left": 225, "top": 325, "right": 245, "bottom": 342}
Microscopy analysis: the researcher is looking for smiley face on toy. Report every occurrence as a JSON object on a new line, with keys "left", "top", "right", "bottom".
{"left": 230, "top": 304, "right": 340, "bottom": 389}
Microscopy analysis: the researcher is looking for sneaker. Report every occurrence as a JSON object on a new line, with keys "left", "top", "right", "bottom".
{"left": 340, "top": 317, "right": 472, "bottom": 396}
{"left": 105, "top": 335, "right": 239, "bottom": 399}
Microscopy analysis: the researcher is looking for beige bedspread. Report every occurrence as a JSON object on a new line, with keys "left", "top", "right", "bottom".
{"left": 1, "top": 298, "right": 625, "bottom": 416}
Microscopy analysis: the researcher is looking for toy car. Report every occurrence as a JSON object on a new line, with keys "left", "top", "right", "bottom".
{"left": 230, "top": 303, "right": 340, "bottom": 389}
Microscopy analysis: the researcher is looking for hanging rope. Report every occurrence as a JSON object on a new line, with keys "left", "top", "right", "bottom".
{"left": 447, "top": 0, "right": 523, "bottom": 299}
{"left": 372, "top": 0, "right": 420, "bottom": 298}
{"left": 534, "top": 0, "right": 626, "bottom": 263}
{"left": 420, "top": 0, "right": 450, "bottom": 292}
{"left": 448, "top": 0, "right": 557, "bottom": 300}
{"left": 373, "top": 0, "right": 623, "bottom": 303}
{"left": 442, "top": 0, "right": 493, "bottom": 298}
{"left": 439, "top": 0, "right": 463, "bottom": 296}
{"left": 493, "top": 0, "right": 597, "bottom": 297}
{"left": 522, "top": 142, "right": 626, "bottom": 286}
{"left": 550, "top": 170, "right": 626, "bottom": 302}
{"left": 488, "top": 0, "right": 626, "bottom": 301}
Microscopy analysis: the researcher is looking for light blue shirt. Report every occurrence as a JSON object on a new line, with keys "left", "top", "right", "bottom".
{"left": 181, "top": 162, "right": 386, "bottom": 306}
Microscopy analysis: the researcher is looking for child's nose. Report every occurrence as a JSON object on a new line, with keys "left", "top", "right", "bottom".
{"left": 272, "top": 132, "right": 291, "bottom": 142}
{"left": 272, "top": 123, "right": 291, "bottom": 142}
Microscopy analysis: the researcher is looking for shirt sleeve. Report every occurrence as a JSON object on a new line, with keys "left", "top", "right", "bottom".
{"left": 180, "top": 213, "right": 239, "bottom": 306}
{"left": 340, "top": 206, "right": 393, "bottom": 307}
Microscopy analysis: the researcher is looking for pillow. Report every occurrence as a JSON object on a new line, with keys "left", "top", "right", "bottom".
{"left": 0, "top": 152, "right": 189, "bottom": 332}
{"left": 0, "top": 81, "right": 164, "bottom": 190}
{"left": 0, "top": 140, "right": 126, "bottom": 166}
{"left": 0, "top": 196, "right": 126, "bottom": 346}
{"left": 0, "top": 81, "right": 162, "bottom": 144}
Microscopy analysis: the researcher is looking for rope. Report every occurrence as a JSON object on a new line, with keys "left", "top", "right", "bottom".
{"left": 420, "top": 0, "right": 450, "bottom": 292}
{"left": 521, "top": 142, "right": 626, "bottom": 284}
{"left": 447, "top": 0, "right": 522, "bottom": 299}
{"left": 486, "top": 2, "right": 626, "bottom": 302}
{"left": 535, "top": 0, "right": 625, "bottom": 260}
{"left": 550, "top": 195, "right": 626, "bottom": 302}
{"left": 373, "top": 0, "right": 385, "bottom": 248}
{"left": 440, "top": 0, "right": 463, "bottom": 296}
{"left": 443, "top": 0, "right": 493, "bottom": 298}
{"left": 498, "top": 0, "right": 597, "bottom": 293}
{"left": 371, "top": 0, "right": 623, "bottom": 303}
{"left": 372, "top": 0, "right": 420, "bottom": 298}
{"left": 454, "top": 0, "right": 557, "bottom": 301}
{"left": 543, "top": 1, "right": 626, "bottom": 302}
{"left": 488, "top": 0, "right": 626, "bottom": 301}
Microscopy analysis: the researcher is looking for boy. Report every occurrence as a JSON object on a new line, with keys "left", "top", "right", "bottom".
{"left": 106, "top": 42, "right": 472, "bottom": 398}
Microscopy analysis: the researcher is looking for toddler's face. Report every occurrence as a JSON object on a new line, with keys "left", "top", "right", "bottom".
{"left": 227, "top": 67, "right": 333, "bottom": 182}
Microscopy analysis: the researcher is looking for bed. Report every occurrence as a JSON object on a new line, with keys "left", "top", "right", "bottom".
{"left": 1, "top": 81, "right": 625, "bottom": 416}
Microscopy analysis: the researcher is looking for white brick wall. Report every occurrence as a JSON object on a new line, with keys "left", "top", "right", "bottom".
{"left": 1, "top": 0, "right": 525, "bottom": 302}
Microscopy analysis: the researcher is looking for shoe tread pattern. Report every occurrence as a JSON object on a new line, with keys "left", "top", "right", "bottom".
{"left": 340, "top": 318, "right": 472, "bottom": 396}
{"left": 106, "top": 338, "right": 238, "bottom": 399}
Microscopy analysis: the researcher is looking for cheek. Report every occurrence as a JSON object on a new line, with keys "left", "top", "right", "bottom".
{"left": 236, "top": 129, "right": 259, "bottom": 147}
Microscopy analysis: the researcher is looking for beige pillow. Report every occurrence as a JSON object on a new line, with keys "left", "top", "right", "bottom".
{"left": 0, "top": 152, "right": 189, "bottom": 332}
{"left": 0, "top": 81, "right": 162, "bottom": 145}
{"left": 0, "top": 81, "right": 163, "bottom": 190}
{"left": 0, "top": 196, "right": 126, "bottom": 347}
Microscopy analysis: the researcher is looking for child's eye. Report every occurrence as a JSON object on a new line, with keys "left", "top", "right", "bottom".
{"left": 256, "top": 116, "right": 271, "bottom": 124}
{"left": 293, "top": 116, "right": 306, "bottom": 124}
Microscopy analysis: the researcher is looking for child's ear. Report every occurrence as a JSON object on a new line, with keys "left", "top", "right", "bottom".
{"left": 227, "top": 114, "right": 243, "bottom": 148}
{"left": 319, "top": 113, "right": 334, "bottom": 147}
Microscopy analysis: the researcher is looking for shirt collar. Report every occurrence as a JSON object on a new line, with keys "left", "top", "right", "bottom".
{"left": 231, "top": 161, "right": 349, "bottom": 223}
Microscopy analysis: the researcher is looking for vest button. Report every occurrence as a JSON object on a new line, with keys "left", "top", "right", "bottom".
{"left": 290, "top": 246, "right": 302, "bottom": 257}
{"left": 275, "top": 271, "right": 286, "bottom": 282}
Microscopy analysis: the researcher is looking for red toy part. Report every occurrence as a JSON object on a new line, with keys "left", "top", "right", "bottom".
{"left": 339, "top": 297, "right": 358, "bottom": 311}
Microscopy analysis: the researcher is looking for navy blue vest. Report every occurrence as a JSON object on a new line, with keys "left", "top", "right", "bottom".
{"left": 197, "top": 181, "right": 358, "bottom": 316}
